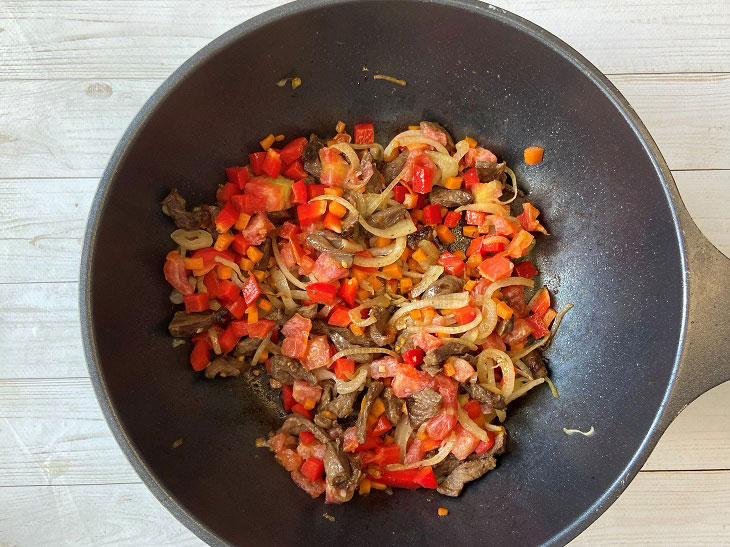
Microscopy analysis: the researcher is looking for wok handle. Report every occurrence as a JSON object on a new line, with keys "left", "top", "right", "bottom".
{"left": 658, "top": 186, "right": 730, "bottom": 431}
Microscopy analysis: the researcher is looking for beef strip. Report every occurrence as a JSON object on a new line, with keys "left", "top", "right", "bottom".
{"left": 254, "top": 238, "right": 272, "bottom": 269}
{"left": 367, "top": 204, "right": 407, "bottom": 229}
{"left": 267, "top": 209, "right": 295, "bottom": 224}
{"left": 406, "top": 388, "right": 442, "bottom": 428}
{"left": 280, "top": 414, "right": 330, "bottom": 444}
{"left": 324, "top": 443, "right": 352, "bottom": 487}
{"left": 522, "top": 350, "right": 548, "bottom": 379}
{"left": 202, "top": 205, "right": 220, "bottom": 238}
{"left": 364, "top": 164, "right": 385, "bottom": 194}
{"left": 204, "top": 356, "right": 248, "bottom": 379}
{"left": 325, "top": 453, "right": 362, "bottom": 503}
{"left": 234, "top": 337, "right": 260, "bottom": 357}
{"left": 429, "top": 185, "right": 473, "bottom": 208}
{"left": 382, "top": 387, "right": 404, "bottom": 425}
{"left": 269, "top": 355, "right": 317, "bottom": 385}
{"left": 382, "top": 149, "right": 409, "bottom": 183}
{"left": 406, "top": 226, "right": 434, "bottom": 250}
{"left": 355, "top": 381, "right": 384, "bottom": 443}
{"left": 317, "top": 381, "right": 334, "bottom": 412}
{"left": 325, "top": 391, "right": 358, "bottom": 418}
{"left": 168, "top": 311, "right": 215, "bottom": 337}
{"left": 262, "top": 306, "right": 288, "bottom": 326}
{"left": 421, "top": 342, "right": 472, "bottom": 376}
{"left": 314, "top": 415, "right": 334, "bottom": 429}
{"left": 367, "top": 306, "right": 391, "bottom": 347}
{"left": 475, "top": 160, "right": 506, "bottom": 183}
{"left": 302, "top": 134, "right": 326, "bottom": 178}
{"left": 311, "top": 320, "right": 375, "bottom": 363}
{"left": 433, "top": 454, "right": 461, "bottom": 480}
{"left": 421, "top": 275, "right": 464, "bottom": 300}
{"left": 341, "top": 190, "right": 360, "bottom": 237}
{"left": 305, "top": 231, "right": 354, "bottom": 268}
{"left": 437, "top": 455, "right": 497, "bottom": 497}
{"left": 297, "top": 304, "right": 319, "bottom": 319}
{"left": 161, "top": 189, "right": 207, "bottom": 230}
{"left": 462, "top": 383, "right": 506, "bottom": 410}
{"left": 420, "top": 121, "right": 456, "bottom": 153}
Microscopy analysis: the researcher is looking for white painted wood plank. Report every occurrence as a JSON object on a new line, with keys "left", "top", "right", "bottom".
{"left": 0, "top": 471, "right": 727, "bottom": 546}
{"left": 1, "top": 0, "right": 729, "bottom": 80}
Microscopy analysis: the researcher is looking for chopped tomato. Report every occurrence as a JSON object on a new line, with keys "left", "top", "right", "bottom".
{"left": 463, "top": 400, "right": 482, "bottom": 420}
{"left": 299, "top": 431, "right": 316, "bottom": 445}
{"left": 291, "top": 469, "right": 325, "bottom": 498}
{"left": 327, "top": 303, "right": 352, "bottom": 327}
{"left": 420, "top": 122, "right": 448, "bottom": 146}
{"left": 449, "top": 357, "right": 475, "bottom": 382}
{"left": 492, "top": 215, "right": 518, "bottom": 236}
{"left": 474, "top": 432, "right": 496, "bottom": 455}
{"left": 514, "top": 260, "right": 539, "bottom": 279}
{"left": 246, "top": 319, "right": 276, "bottom": 338}
{"left": 291, "top": 179, "right": 307, "bottom": 204}
{"left": 279, "top": 221, "right": 301, "bottom": 239}
{"left": 353, "top": 123, "right": 375, "bottom": 145}
{"left": 483, "top": 332, "right": 507, "bottom": 351}
{"left": 281, "top": 313, "right": 312, "bottom": 359}
{"left": 369, "top": 356, "right": 400, "bottom": 379}
{"left": 283, "top": 160, "right": 308, "bottom": 181}
{"left": 298, "top": 255, "right": 315, "bottom": 276}
{"left": 319, "top": 148, "right": 349, "bottom": 187}
{"left": 411, "top": 330, "right": 442, "bottom": 352}
{"left": 312, "top": 252, "right": 348, "bottom": 283}
{"left": 164, "top": 252, "right": 194, "bottom": 295}
{"left": 332, "top": 358, "right": 355, "bottom": 380}
{"left": 372, "top": 415, "right": 392, "bottom": 436}
{"left": 306, "top": 282, "right": 338, "bottom": 306}
{"left": 478, "top": 254, "right": 514, "bottom": 281}
{"left": 391, "top": 364, "right": 433, "bottom": 398}
{"left": 502, "top": 285, "right": 528, "bottom": 317}
{"left": 279, "top": 244, "right": 296, "bottom": 268}
{"left": 424, "top": 410, "right": 458, "bottom": 441}
{"left": 453, "top": 305, "right": 478, "bottom": 326}
{"left": 503, "top": 317, "right": 534, "bottom": 346}
{"left": 526, "top": 314, "right": 550, "bottom": 339}
{"left": 464, "top": 146, "right": 497, "bottom": 167}
{"left": 279, "top": 137, "right": 308, "bottom": 165}
{"left": 412, "top": 154, "right": 437, "bottom": 194}
{"left": 292, "top": 380, "right": 323, "bottom": 404}
{"left": 451, "top": 424, "right": 480, "bottom": 460}
{"left": 462, "top": 167, "right": 480, "bottom": 190}
{"left": 302, "top": 335, "right": 331, "bottom": 370}
{"left": 281, "top": 384, "right": 295, "bottom": 412}
{"left": 337, "top": 278, "right": 358, "bottom": 307}
{"left": 517, "top": 202, "right": 548, "bottom": 234}
{"left": 505, "top": 229, "right": 534, "bottom": 259}
{"left": 291, "top": 403, "right": 314, "bottom": 419}
{"left": 342, "top": 426, "right": 359, "bottom": 452}
{"left": 241, "top": 274, "right": 261, "bottom": 306}
{"left": 530, "top": 288, "right": 551, "bottom": 318}
{"left": 239, "top": 176, "right": 293, "bottom": 212}
{"left": 300, "top": 457, "right": 325, "bottom": 482}
{"left": 242, "top": 212, "right": 275, "bottom": 245}
{"left": 361, "top": 445, "right": 400, "bottom": 466}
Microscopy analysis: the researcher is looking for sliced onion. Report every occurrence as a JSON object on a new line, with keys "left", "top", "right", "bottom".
{"left": 563, "top": 426, "right": 595, "bottom": 437}
{"left": 385, "top": 434, "right": 456, "bottom": 471}
{"left": 478, "top": 349, "right": 515, "bottom": 399}
{"left": 396, "top": 135, "right": 449, "bottom": 155}
{"left": 453, "top": 140, "right": 470, "bottom": 164}
{"left": 544, "top": 376, "right": 559, "bottom": 398}
{"left": 495, "top": 409, "right": 507, "bottom": 423}
{"left": 331, "top": 143, "right": 361, "bottom": 173}
{"left": 393, "top": 415, "right": 412, "bottom": 462}
{"left": 426, "top": 151, "right": 459, "bottom": 179}
{"left": 383, "top": 129, "right": 423, "bottom": 158}
{"left": 349, "top": 295, "right": 390, "bottom": 327}
{"left": 169, "top": 289, "right": 184, "bottom": 305}
{"left": 546, "top": 303, "right": 573, "bottom": 346}
{"left": 513, "top": 359, "right": 534, "bottom": 379}
{"left": 170, "top": 229, "right": 214, "bottom": 250}
{"left": 506, "top": 378, "right": 545, "bottom": 403}
{"left": 208, "top": 327, "right": 222, "bottom": 355}
{"left": 500, "top": 167, "right": 519, "bottom": 204}
{"left": 455, "top": 202, "right": 510, "bottom": 216}
{"left": 508, "top": 338, "right": 548, "bottom": 361}
{"left": 354, "top": 237, "right": 406, "bottom": 268}
{"left": 313, "top": 367, "right": 336, "bottom": 382}
{"left": 408, "top": 311, "right": 482, "bottom": 335}
{"left": 389, "top": 292, "right": 470, "bottom": 325}
{"left": 271, "top": 236, "right": 308, "bottom": 289}
{"left": 250, "top": 332, "right": 272, "bottom": 369}
{"left": 457, "top": 405, "right": 489, "bottom": 442}
{"left": 270, "top": 268, "right": 298, "bottom": 312}
{"left": 410, "top": 265, "right": 444, "bottom": 298}
{"left": 329, "top": 347, "right": 398, "bottom": 366}
{"left": 289, "top": 289, "right": 309, "bottom": 300}
{"left": 478, "top": 298, "right": 498, "bottom": 341}
{"left": 418, "top": 240, "right": 440, "bottom": 260}
{"left": 484, "top": 277, "right": 535, "bottom": 300}
{"left": 363, "top": 161, "right": 410, "bottom": 215}
{"left": 214, "top": 256, "right": 246, "bottom": 288}
{"left": 334, "top": 365, "right": 369, "bottom": 394}
{"left": 349, "top": 142, "right": 385, "bottom": 160}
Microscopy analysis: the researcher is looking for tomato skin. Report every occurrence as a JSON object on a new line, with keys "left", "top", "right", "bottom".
{"left": 478, "top": 254, "right": 514, "bottom": 282}
{"left": 451, "top": 424, "right": 480, "bottom": 460}
{"left": 424, "top": 411, "right": 458, "bottom": 441}
{"left": 312, "top": 252, "right": 348, "bottom": 283}
{"left": 242, "top": 212, "right": 275, "bottom": 245}
{"left": 514, "top": 260, "right": 539, "bottom": 279}
{"left": 353, "top": 123, "right": 375, "bottom": 145}
{"left": 164, "top": 252, "right": 194, "bottom": 295}
{"left": 302, "top": 335, "right": 330, "bottom": 370}
{"left": 391, "top": 364, "right": 434, "bottom": 398}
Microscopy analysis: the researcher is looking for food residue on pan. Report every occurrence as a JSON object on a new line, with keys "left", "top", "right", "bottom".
{"left": 276, "top": 77, "right": 302, "bottom": 89}
{"left": 171, "top": 438, "right": 183, "bottom": 449}
{"left": 373, "top": 74, "right": 407, "bottom": 86}
{"left": 323, "top": 513, "right": 335, "bottom": 522}
{"left": 563, "top": 426, "right": 595, "bottom": 436}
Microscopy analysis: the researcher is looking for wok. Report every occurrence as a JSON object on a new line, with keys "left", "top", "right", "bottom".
{"left": 80, "top": 0, "right": 730, "bottom": 545}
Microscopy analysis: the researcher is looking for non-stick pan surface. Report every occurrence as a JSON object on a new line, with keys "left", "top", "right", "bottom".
{"left": 80, "top": 1, "right": 730, "bottom": 545}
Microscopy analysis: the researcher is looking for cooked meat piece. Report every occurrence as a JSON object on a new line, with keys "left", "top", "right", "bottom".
{"left": 433, "top": 454, "right": 461, "bottom": 480}
{"left": 462, "top": 383, "right": 506, "bottom": 410}
{"left": 314, "top": 414, "right": 334, "bottom": 429}
{"left": 341, "top": 190, "right": 361, "bottom": 237}
{"left": 234, "top": 337, "right": 260, "bottom": 357}
{"left": 437, "top": 455, "right": 497, "bottom": 497}
{"left": 523, "top": 350, "right": 548, "bottom": 379}
{"left": 161, "top": 189, "right": 207, "bottom": 230}
{"left": 280, "top": 414, "right": 330, "bottom": 444}
{"left": 202, "top": 205, "right": 220, "bottom": 238}
{"left": 421, "top": 342, "right": 471, "bottom": 376}
{"left": 324, "top": 443, "right": 351, "bottom": 487}
{"left": 325, "top": 455, "right": 362, "bottom": 503}
{"left": 267, "top": 209, "right": 295, "bottom": 224}
{"left": 305, "top": 231, "right": 354, "bottom": 268}
{"left": 364, "top": 164, "right": 385, "bottom": 194}
{"left": 262, "top": 306, "right": 288, "bottom": 325}
{"left": 167, "top": 311, "right": 215, "bottom": 337}
{"left": 420, "top": 121, "right": 456, "bottom": 153}
{"left": 421, "top": 275, "right": 464, "bottom": 300}
{"left": 394, "top": 332, "right": 416, "bottom": 353}
{"left": 497, "top": 316, "right": 511, "bottom": 337}
{"left": 254, "top": 238, "right": 272, "bottom": 269}
{"left": 302, "top": 134, "right": 326, "bottom": 178}
{"left": 325, "top": 391, "right": 358, "bottom": 418}
{"left": 406, "top": 226, "right": 434, "bottom": 250}
{"left": 368, "top": 204, "right": 407, "bottom": 229}
{"left": 311, "top": 321, "right": 375, "bottom": 363}
{"left": 475, "top": 160, "right": 506, "bottom": 183}
{"left": 487, "top": 429, "right": 507, "bottom": 456}
{"left": 355, "top": 381, "right": 384, "bottom": 443}
{"left": 269, "top": 355, "right": 317, "bottom": 385}
{"left": 204, "top": 356, "right": 248, "bottom": 379}
{"left": 407, "top": 388, "right": 442, "bottom": 428}
{"left": 382, "top": 149, "right": 409, "bottom": 183}
{"left": 367, "top": 306, "right": 391, "bottom": 347}
{"left": 382, "top": 387, "right": 404, "bottom": 425}
{"left": 297, "top": 304, "right": 319, "bottom": 319}
{"left": 429, "top": 185, "right": 473, "bottom": 208}
{"left": 317, "top": 381, "right": 334, "bottom": 412}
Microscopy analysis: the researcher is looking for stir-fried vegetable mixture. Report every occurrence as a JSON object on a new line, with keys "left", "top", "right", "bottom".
{"left": 162, "top": 121, "right": 567, "bottom": 502}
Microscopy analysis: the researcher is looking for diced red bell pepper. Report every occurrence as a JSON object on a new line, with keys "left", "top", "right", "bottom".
{"left": 530, "top": 288, "right": 551, "bottom": 318}
{"left": 231, "top": 233, "right": 251, "bottom": 255}
{"left": 217, "top": 181, "right": 238, "bottom": 203}
{"left": 465, "top": 210, "right": 487, "bottom": 225}
{"left": 478, "top": 254, "right": 514, "bottom": 282}
{"left": 481, "top": 242, "right": 505, "bottom": 254}
{"left": 438, "top": 251, "right": 465, "bottom": 276}
{"left": 283, "top": 159, "right": 308, "bottom": 181}
{"left": 230, "top": 320, "right": 249, "bottom": 337}
{"left": 462, "top": 167, "right": 480, "bottom": 190}
{"left": 191, "top": 248, "right": 236, "bottom": 269}
{"left": 372, "top": 415, "right": 392, "bottom": 436}
{"left": 307, "top": 184, "right": 326, "bottom": 200}
{"left": 215, "top": 201, "right": 238, "bottom": 233}
{"left": 353, "top": 123, "right": 375, "bottom": 145}
{"left": 247, "top": 319, "right": 276, "bottom": 338}
{"left": 300, "top": 456, "right": 325, "bottom": 482}
{"left": 393, "top": 185, "right": 407, "bottom": 203}
{"left": 463, "top": 400, "right": 482, "bottom": 420}
{"left": 514, "top": 260, "right": 539, "bottom": 279}
{"left": 280, "top": 221, "right": 301, "bottom": 239}
{"left": 306, "top": 282, "right": 338, "bottom": 306}
{"left": 453, "top": 305, "right": 478, "bottom": 326}
{"left": 249, "top": 152, "right": 266, "bottom": 175}
{"left": 280, "top": 137, "right": 308, "bottom": 165}
{"left": 181, "top": 292, "right": 209, "bottom": 314}
{"left": 402, "top": 348, "right": 424, "bottom": 367}
{"left": 328, "top": 304, "right": 352, "bottom": 327}
{"left": 190, "top": 339, "right": 211, "bottom": 371}
{"left": 226, "top": 166, "right": 251, "bottom": 190}
{"left": 377, "top": 467, "right": 438, "bottom": 490}
{"left": 164, "top": 252, "right": 194, "bottom": 295}
{"left": 297, "top": 200, "right": 327, "bottom": 226}
{"left": 219, "top": 324, "right": 241, "bottom": 354}
{"left": 242, "top": 274, "right": 261, "bottom": 306}
{"left": 466, "top": 236, "right": 485, "bottom": 257}
{"left": 291, "top": 403, "right": 314, "bottom": 420}
{"left": 413, "top": 164, "right": 434, "bottom": 194}
{"left": 226, "top": 296, "right": 248, "bottom": 319}
{"left": 299, "top": 431, "right": 316, "bottom": 446}
{"left": 475, "top": 432, "right": 496, "bottom": 455}
{"left": 282, "top": 384, "right": 295, "bottom": 412}
{"left": 337, "top": 278, "right": 358, "bottom": 307}
{"left": 203, "top": 270, "right": 220, "bottom": 299}
{"left": 422, "top": 204, "right": 442, "bottom": 225}
{"left": 361, "top": 445, "right": 401, "bottom": 467}
{"left": 333, "top": 357, "right": 355, "bottom": 380}
{"left": 216, "top": 279, "right": 240, "bottom": 302}
{"left": 291, "top": 179, "right": 308, "bottom": 204}
{"left": 443, "top": 211, "right": 461, "bottom": 228}
{"left": 526, "top": 314, "right": 550, "bottom": 339}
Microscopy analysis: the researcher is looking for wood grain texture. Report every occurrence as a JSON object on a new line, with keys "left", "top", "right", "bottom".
{"left": 1, "top": 75, "right": 729, "bottom": 178}
{"left": 1, "top": 0, "right": 729, "bottom": 79}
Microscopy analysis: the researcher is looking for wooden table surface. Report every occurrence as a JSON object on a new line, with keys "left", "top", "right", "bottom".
{"left": 1, "top": 0, "right": 729, "bottom": 544}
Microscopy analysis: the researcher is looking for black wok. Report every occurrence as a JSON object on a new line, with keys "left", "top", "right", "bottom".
{"left": 79, "top": 1, "right": 730, "bottom": 545}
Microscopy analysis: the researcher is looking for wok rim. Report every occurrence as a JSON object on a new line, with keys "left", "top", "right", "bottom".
{"left": 79, "top": 1, "right": 688, "bottom": 545}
